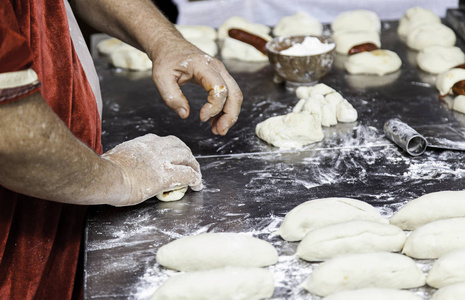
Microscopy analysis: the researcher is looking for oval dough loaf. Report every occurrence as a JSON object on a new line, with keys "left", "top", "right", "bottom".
{"left": 427, "top": 248, "right": 465, "bottom": 288}
{"left": 97, "top": 37, "right": 125, "bottom": 55}
{"left": 273, "top": 12, "right": 323, "bottom": 37}
{"left": 431, "top": 282, "right": 465, "bottom": 300}
{"left": 155, "top": 186, "right": 188, "bottom": 202}
{"left": 150, "top": 266, "right": 274, "bottom": 300}
{"left": 406, "top": 23, "right": 456, "bottom": 51}
{"left": 297, "top": 220, "right": 406, "bottom": 261}
{"left": 344, "top": 49, "right": 402, "bottom": 76}
{"left": 109, "top": 44, "right": 152, "bottom": 71}
{"left": 323, "top": 288, "right": 422, "bottom": 300}
{"left": 156, "top": 232, "right": 278, "bottom": 271}
{"left": 331, "top": 10, "right": 381, "bottom": 33}
{"left": 436, "top": 68, "right": 465, "bottom": 96}
{"left": 332, "top": 30, "right": 381, "bottom": 55}
{"left": 301, "top": 252, "right": 426, "bottom": 297}
{"left": 402, "top": 217, "right": 465, "bottom": 259}
{"left": 221, "top": 36, "right": 270, "bottom": 62}
{"left": 276, "top": 197, "right": 388, "bottom": 242}
{"left": 390, "top": 190, "right": 465, "bottom": 230}
{"left": 417, "top": 45, "right": 465, "bottom": 74}
{"left": 397, "top": 6, "right": 441, "bottom": 39}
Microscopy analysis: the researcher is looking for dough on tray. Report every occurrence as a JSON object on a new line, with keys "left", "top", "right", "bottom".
{"left": 453, "top": 95, "right": 465, "bottom": 114}
{"left": 406, "top": 23, "right": 456, "bottom": 51}
{"left": 390, "top": 190, "right": 465, "bottom": 230}
{"left": 175, "top": 25, "right": 218, "bottom": 57}
{"left": 97, "top": 38, "right": 153, "bottom": 71}
{"left": 301, "top": 252, "right": 426, "bottom": 297}
{"left": 397, "top": 6, "right": 441, "bottom": 39}
{"left": 323, "top": 288, "right": 422, "bottom": 300}
{"left": 331, "top": 30, "right": 381, "bottom": 55}
{"left": 402, "top": 217, "right": 465, "bottom": 259}
{"left": 436, "top": 68, "right": 465, "bottom": 96}
{"left": 155, "top": 186, "right": 188, "bottom": 202}
{"left": 276, "top": 197, "right": 388, "bottom": 242}
{"left": 156, "top": 232, "right": 278, "bottom": 271}
{"left": 217, "top": 16, "right": 270, "bottom": 40}
{"left": 296, "top": 220, "right": 406, "bottom": 261}
{"left": 221, "top": 35, "right": 270, "bottom": 62}
{"left": 427, "top": 248, "right": 465, "bottom": 288}
{"left": 417, "top": 45, "right": 465, "bottom": 74}
{"left": 96, "top": 37, "right": 125, "bottom": 55}
{"left": 273, "top": 12, "right": 323, "bottom": 37}
{"left": 150, "top": 266, "right": 274, "bottom": 300}
{"left": 331, "top": 9, "right": 381, "bottom": 33}
{"left": 431, "top": 282, "right": 465, "bottom": 300}
{"left": 344, "top": 49, "right": 402, "bottom": 76}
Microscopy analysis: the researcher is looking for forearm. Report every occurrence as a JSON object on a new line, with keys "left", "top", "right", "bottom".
{"left": 0, "top": 93, "right": 129, "bottom": 205}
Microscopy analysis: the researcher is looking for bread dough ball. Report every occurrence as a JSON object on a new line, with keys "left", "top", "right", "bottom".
{"left": 453, "top": 95, "right": 465, "bottom": 114}
{"left": 255, "top": 112, "right": 324, "bottom": 149}
{"left": 273, "top": 12, "right": 323, "bottom": 37}
{"left": 398, "top": 6, "right": 441, "bottom": 39}
{"left": 302, "top": 252, "right": 426, "bottom": 297}
{"left": 402, "top": 217, "right": 465, "bottom": 259}
{"left": 156, "top": 232, "right": 278, "bottom": 271}
{"left": 155, "top": 186, "right": 188, "bottom": 202}
{"left": 97, "top": 37, "right": 125, "bottom": 55}
{"left": 417, "top": 45, "right": 465, "bottom": 74}
{"left": 427, "top": 248, "right": 465, "bottom": 288}
{"left": 390, "top": 190, "right": 465, "bottom": 230}
{"left": 431, "top": 282, "right": 465, "bottom": 300}
{"left": 150, "top": 266, "right": 274, "bottom": 300}
{"left": 345, "top": 49, "right": 402, "bottom": 76}
{"left": 217, "top": 16, "right": 270, "bottom": 40}
{"left": 436, "top": 68, "right": 465, "bottom": 96}
{"left": 109, "top": 44, "right": 152, "bottom": 71}
{"left": 323, "top": 288, "right": 423, "bottom": 300}
{"left": 331, "top": 10, "right": 381, "bottom": 33}
{"left": 297, "top": 220, "right": 406, "bottom": 261}
{"left": 221, "top": 36, "right": 270, "bottom": 62}
{"left": 331, "top": 30, "right": 381, "bottom": 55}
{"left": 336, "top": 100, "right": 358, "bottom": 123}
{"left": 276, "top": 197, "right": 388, "bottom": 242}
{"left": 175, "top": 25, "right": 218, "bottom": 57}
{"left": 406, "top": 23, "right": 456, "bottom": 51}
{"left": 295, "top": 83, "right": 335, "bottom": 99}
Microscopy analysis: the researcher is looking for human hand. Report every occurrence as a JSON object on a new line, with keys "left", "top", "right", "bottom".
{"left": 101, "top": 134, "right": 203, "bottom": 206}
{"left": 149, "top": 35, "right": 243, "bottom": 135}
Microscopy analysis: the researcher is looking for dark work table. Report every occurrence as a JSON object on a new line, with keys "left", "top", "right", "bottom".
{"left": 84, "top": 19, "right": 465, "bottom": 299}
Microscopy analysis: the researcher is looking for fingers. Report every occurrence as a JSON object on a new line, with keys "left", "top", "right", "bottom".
{"left": 153, "top": 71, "right": 190, "bottom": 119}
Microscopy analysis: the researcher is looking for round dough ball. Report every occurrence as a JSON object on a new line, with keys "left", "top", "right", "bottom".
{"left": 390, "top": 190, "right": 465, "bottom": 230}
{"left": 109, "top": 45, "right": 152, "bottom": 71}
{"left": 273, "top": 12, "right": 323, "bottom": 37}
{"left": 221, "top": 36, "right": 269, "bottom": 62}
{"left": 427, "top": 248, "right": 465, "bottom": 288}
{"left": 453, "top": 95, "right": 465, "bottom": 114}
{"left": 331, "top": 10, "right": 381, "bottom": 33}
{"left": 332, "top": 30, "right": 381, "bottom": 55}
{"left": 436, "top": 68, "right": 465, "bottom": 96}
{"left": 345, "top": 49, "right": 402, "bottom": 76}
{"left": 150, "top": 266, "right": 274, "bottom": 300}
{"left": 276, "top": 197, "right": 388, "bottom": 242}
{"left": 301, "top": 252, "right": 426, "bottom": 297}
{"left": 323, "top": 288, "right": 422, "bottom": 300}
{"left": 156, "top": 232, "right": 278, "bottom": 271}
{"left": 398, "top": 6, "right": 441, "bottom": 38}
{"left": 96, "top": 37, "right": 125, "bottom": 55}
{"left": 402, "top": 217, "right": 465, "bottom": 259}
{"left": 217, "top": 16, "right": 270, "bottom": 40}
{"left": 296, "top": 220, "right": 406, "bottom": 261}
{"left": 406, "top": 23, "right": 456, "bottom": 51}
{"left": 431, "top": 282, "right": 465, "bottom": 300}
{"left": 175, "top": 25, "right": 217, "bottom": 41}
{"left": 156, "top": 186, "right": 188, "bottom": 202}
{"left": 417, "top": 45, "right": 465, "bottom": 74}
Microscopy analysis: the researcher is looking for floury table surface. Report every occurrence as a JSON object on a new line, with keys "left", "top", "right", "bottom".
{"left": 85, "top": 21, "right": 465, "bottom": 299}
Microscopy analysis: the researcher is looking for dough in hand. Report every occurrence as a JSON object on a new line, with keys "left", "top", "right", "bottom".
{"left": 156, "top": 187, "right": 188, "bottom": 202}
{"left": 431, "top": 282, "right": 465, "bottom": 300}
{"left": 273, "top": 12, "right": 323, "bottom": 37}
{"left": 345, "top": 49, "right": 402, "bottom": 76}
{"left": 156, "top": 232, "right": 278, "bottom": 271}
{"left": 323, "top": 288, "right": 422, "bottom": 300}
{"left": 436, "top": 68, "right": 465, "bottom": 96}
{"left": 331, "top": 30, "right": 381, "bottom": 55}
{"left": 406, "top": 23, "right": 456, "bottom": 51}
{"left": 417, "top": 45, "right": 465, "bottom": 74}
{"left": 150, "top": 266, "right": 274, "bottom": 300}
{"left": 331, "top": 10, "right": 381, "bottom": 33}
{"left": 296, "top": 220, "right": 406, "bottom": 261}
{"left": 397, "top": 6, "right": 441, "bottom": 39}
{"left": 402, "top": 217, "right": 465, "bottom": 259}
{"left": 390, "top": 190, "right": 465, "bottom": 230}
{"left": 255, "top": 112, "right": 324, "bottom": 149}
{"left": 301, "top": 252, "right": 426, "bottom": 297}
{"left": 276, "top": 197, "right": 388, "bottom": 242}
{"left": 427, "top": 248, "right": 465, "bottom": 288}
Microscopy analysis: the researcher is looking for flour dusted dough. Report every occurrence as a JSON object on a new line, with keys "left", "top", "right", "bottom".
{"left": 297, "top": 220, "right": 406, "bottom": 261}
{"left": 431, "top": 283, "right": 465, "bottom": 300}
{"left": 276, "top": 198, "right": 388, "bottom": 242}
{"left": 398, "top": 7, "right": 441, "bottom": 39}
{"left": 417, "top": 45, "right": 465, "bottom": 74}
{"left": 255, "top": 112, "right": 324, "bottom": 149}
{"left": 390, "top": 190, "right": 465, "bottom": 230}
{"left": 302, "top": 252, "right": 426, "bottom": 297}
{"left": 175, "top": 25, "right": 218, "bottom": 57}
{"left": 323, "top": 288, "right": 422, "bottom": 300}
{"left": 406, "top": 23, "right": 456, "bottom": 51}
{"left": 345, "top": 49, "right": 402, "bottom": 76}
{"left": 155, "top": 186, "right": 188, "bottom": 202}
{"left": 436, "top": 68, "right": 465, "bottom": 96}
{"left": 273, "top": 12, "right": 323, "bottom": 37}
{"left": 331, "top": 30, "right": 381, "bottom": 55}
{"left": 402, "top": 217, "right": 465, "bottom": 259}
{"left": 427, "top": 248, "right": 465, "bottom": 288}
{"left": 150, "top": 266, "right": 274, "bottom": 300}
{"left": 156, "top": 232, "right": 278, "bottom": 271}
{"left": 221, "top": 36, "right": 270, "bottom": 62}
{"left": 331, "top": 10, "right": 381, "bottom": 33}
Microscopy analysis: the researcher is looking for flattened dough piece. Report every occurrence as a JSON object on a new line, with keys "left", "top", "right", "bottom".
{"left": 331, "top": 10, "right": 381, "bottom": 33}
{"left": 402, "top": 217, "right": 465, "bottom": 259}
{"left": 297, "top": 220, "right": 406, "bottom": 261}
{"left": 302, "top": 252, "right": 426, "bottom": 297}
{"left": 436, "top": 68, "right": 465, "bottom": 96}
{"left": 155, "top": 187, "right": 188, "bottom": 202}
{"left": 406, "top": 23, "right": 456, "bottom": 51}
{"left": 156, "top": 232, "right": 278, "bottom": 271}
{"left": 150, "top": 266, "right": 274, "bottom": 300}
{"left": 397, "top": 6, "right": 441, "bottom": 39}
{"left": 323, "top": 288, "right": 422, "bottom": 300}
{"left": 431, "top": 282, "right": 465, "bottom": 300}
{"left": 345, "top": 49, "right": 402, "bottom": 76}
{"left": 427, "top": 248, "right": 465, "bottom": 288}
{"left": 417, "top": 45, "right": 465, "bottom": 74}
{"left": 331, "top": 30, "right": 381, "bottom": 55}
{"left": 276, "top": 197, "right": 388, "bottom": 242}
{"left": 390, "top": 190, "right": 465, "bottom": 230}
{"left": 273, "top": 12, "right": 323, "bottom": 37}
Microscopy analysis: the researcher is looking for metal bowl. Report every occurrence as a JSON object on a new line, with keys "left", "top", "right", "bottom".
{"left": 266, "top": 35, "right": 335, "bottom": 87}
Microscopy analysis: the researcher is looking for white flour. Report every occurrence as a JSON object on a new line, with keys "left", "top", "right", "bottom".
{"left": 280, "top": 37, "right": 335, "bottom": 56}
